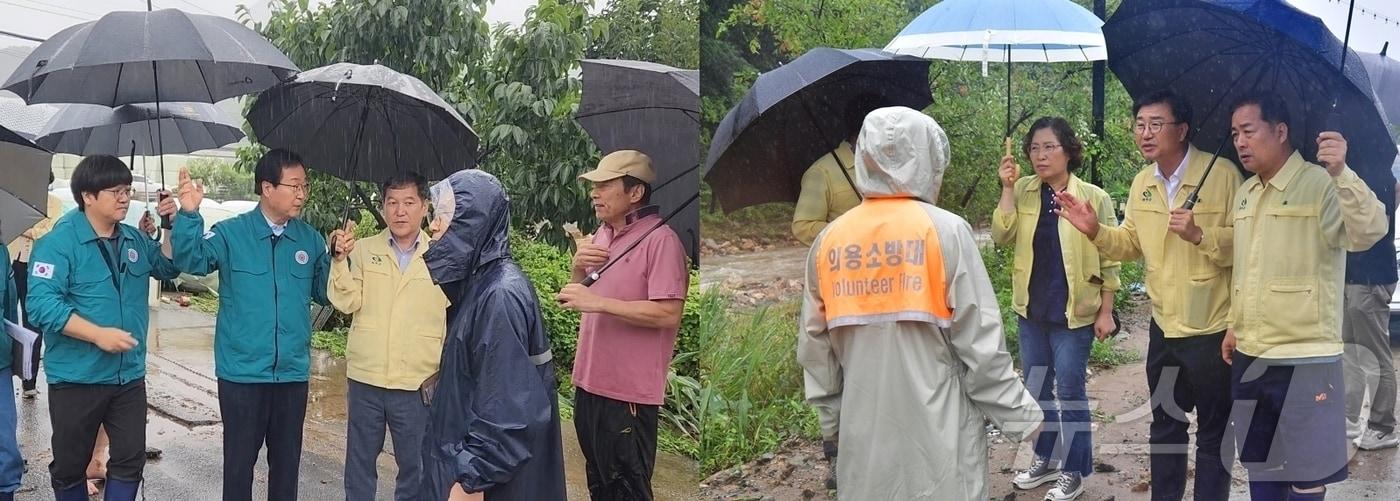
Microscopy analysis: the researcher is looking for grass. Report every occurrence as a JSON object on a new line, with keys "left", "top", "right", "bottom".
{"left": 980, "top": 245, "right": 1141, "bottom": 367}
{"left": 699, "top": 202, "right": 798, "bottom": 245}
{"left": 187, "top": 292, "right": 220, "bottom": 315}
{"left": 692, "top": 290, "right": 819, "bottom": 475}
{"left": 311, "top": 328, "right": 348, "bottom": 359}
{"left": 688, "top": 248, "right": 1146, "bottom": 476}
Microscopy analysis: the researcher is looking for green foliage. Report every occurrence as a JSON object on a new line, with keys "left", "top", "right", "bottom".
{"left": 700, "top": 0, "right": 1148, "bottom": 225}
{"left": 238, "top": 0, "right": 491, "bottom": 92}
{"left": 510, "top": 231, "right": 582, "bottom": 382}
{"left": 463, "top": 0, "right": 602, "bottom": 249}
{"left": 311, "top": 328, "right": 349, "bottom": 358}
{"left": 586, "top": 0, "right": 701, "bottom": 68}
{"left": 980, "top": 244, "right": 1139, "bottom": 367}
{"left": 512, "top": 230, "right": 705, "bottom": 458}
{"left": 185, "top": 157, "right": 254, "bottom": 201}
{"left": 692, "top": 291, "right": 819, "bottom": 474}
{"left": 241, "top": 0, "right": 685, "bottom": 246}
{"left": 1116, "top": 259, "right": 1145, "bottom": 308}
{"left": 188, "top": 293, "right": 220, "bottom": 315}
{"left": 720, "top": 0, "right": 909, "bottom": 56}
{"left": 509, "top": 230, "right": 702, "bottom": 378}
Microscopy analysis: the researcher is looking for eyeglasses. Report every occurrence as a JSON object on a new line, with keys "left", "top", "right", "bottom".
{"left": 276, "top": 183, "right": 312, "bottom": 195}
{"left": 1134, "top": 121, "right": 1182, "bottom": 135}
{"left": 100, "top": 186, "right": 135, "bottom": 200}
{"left": 1028, "top": 143, "right": 1062, "bottom": 155}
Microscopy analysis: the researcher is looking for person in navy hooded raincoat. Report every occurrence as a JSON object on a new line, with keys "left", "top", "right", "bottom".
{"left": 419, "top": 169, "right": 567, "bottom": 501}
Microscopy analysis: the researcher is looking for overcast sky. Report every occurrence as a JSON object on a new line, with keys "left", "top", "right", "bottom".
{"left": 0, "top": 0, "right": 575, "bottom": 46}
{"left": 0, "top": 0, "right": 1392, "bottom": 70}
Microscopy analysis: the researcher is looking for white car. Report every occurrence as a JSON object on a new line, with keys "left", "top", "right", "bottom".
{"left": 46, "top": 188, "right": 235, "bottom": 293}
{"left": 130, "top": 173, "right": 166, "bottom": 203}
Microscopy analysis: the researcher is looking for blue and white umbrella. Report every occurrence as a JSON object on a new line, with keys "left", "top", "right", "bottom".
{"left": 886, "top": 0, "right": 1106, "bottom": 144}
{"left": 886, "top": 0, "right": 1107, "bottom": 71}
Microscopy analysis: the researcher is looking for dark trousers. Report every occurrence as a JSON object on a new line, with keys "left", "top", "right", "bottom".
{"left": 10, "top": 259, "right": 39, "bottom": 392}
{"left": 1146, "top": 321, "right": 1233, "bottom": 501}
{"left": 1229, "top": 353, "right": 1348, "bottom": 498}
{"left": 574, "top": 388, "right": 658, "bottom": 501}
{"left": 344, "top": 379, "right": 428, "bottom": 501}
{"left": 48, "top": 380, "right": 147, "bottom": 490}
{"left": 217, "top": 380, "right": 308, "bottom": 501}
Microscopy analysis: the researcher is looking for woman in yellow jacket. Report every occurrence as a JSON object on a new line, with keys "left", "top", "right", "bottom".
{"left": 992, "top": 117, "right": 1119, "bottom": 501}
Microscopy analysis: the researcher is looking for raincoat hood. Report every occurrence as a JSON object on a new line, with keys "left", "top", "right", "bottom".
{"left": 853, "top": 106, "right": 950, "bottom": 204}
{"left": 424, "top": 169, "right": 511, "bottom": 288}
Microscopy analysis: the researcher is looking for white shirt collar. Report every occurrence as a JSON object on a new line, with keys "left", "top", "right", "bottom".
{"left": 1154, "top": 147, "right": 1191, "bottom": 184}
{"left": 263, "top": 213, "right": 286, "bottom": 237}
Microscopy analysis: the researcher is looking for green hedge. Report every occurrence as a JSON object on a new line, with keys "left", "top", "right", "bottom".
{"left": 979, "top": 244, "right": 1140, "bottom": 367}
{"left": 510, "top": 231, "right": 702, "bottom": 382}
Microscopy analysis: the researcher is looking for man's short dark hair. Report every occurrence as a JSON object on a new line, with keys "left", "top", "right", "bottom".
{"left": 253, "top": 148, "right": 305, "bottom": 196}
{"left": 380, "top": 171, "right": 429, "bottom": 202}
{"left": 1022, "top": 116, "right": 1086, "bottom": 172}
{"left": 71, "top": 155, "right": 132, "bottom": 211}
{"left": 1231, "top": 91, "right": 1291, "bottom": 128}
{"left": 1133, "top": 89, "right": 1194, "bottom": 130}
{"left": 622, "top": 175, "right": 652, "bottom": 205}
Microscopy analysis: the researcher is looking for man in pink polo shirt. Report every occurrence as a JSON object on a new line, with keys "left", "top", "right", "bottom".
{"left": 557, "top": 150, "right": 688, "bottom": 501}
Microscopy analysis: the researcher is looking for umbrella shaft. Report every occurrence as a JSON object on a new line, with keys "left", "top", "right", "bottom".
{"left": 583, "top": 192, "right": 699, "bottom": 285}
{"left": 1182, "top": 137, "right": 1230, "bottom": 210}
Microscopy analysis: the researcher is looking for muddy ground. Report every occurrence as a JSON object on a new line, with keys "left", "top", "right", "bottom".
{"left": 698, "top": 244, "right": 1400, "bottom": 501}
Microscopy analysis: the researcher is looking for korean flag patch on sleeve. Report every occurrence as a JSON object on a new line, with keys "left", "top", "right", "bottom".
{"left": 32, "top": 262, "right": 54, "bottom": 279}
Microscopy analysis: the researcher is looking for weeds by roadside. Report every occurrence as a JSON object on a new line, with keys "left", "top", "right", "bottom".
{"left": 690, "top": 290, "right": 819, "bottom": 474}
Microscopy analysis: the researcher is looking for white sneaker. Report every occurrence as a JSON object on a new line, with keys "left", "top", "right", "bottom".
{"left": 1044, "top": 472, "right": 1084, "bottom": 501}
{"left": 21, "top": 389, "right": 36, "bottom": 399}
{"left": 1358, "top": 429, "right": 1400, "bottom": 450}
{"left": 1013, "top": 456, "right": 1060, "bottom": 490}
{"left": 1347, "top": 418, "right": 1364, "bottom": 440}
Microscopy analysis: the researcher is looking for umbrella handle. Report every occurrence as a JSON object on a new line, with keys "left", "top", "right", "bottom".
{"left": 1325, "top": 97, "right": 1345, "bottom": 135}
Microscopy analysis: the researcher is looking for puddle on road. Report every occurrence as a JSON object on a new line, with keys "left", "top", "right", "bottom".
{"left": 303, "top": 353, "right": 699, "bottom": 499}
{"left": 142, "top": 301, "right": 698, "bottom": 498}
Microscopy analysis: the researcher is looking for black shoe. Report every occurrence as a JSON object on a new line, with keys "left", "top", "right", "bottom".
{"left": 823, "top": 440, "right": 838, "bottom": 491}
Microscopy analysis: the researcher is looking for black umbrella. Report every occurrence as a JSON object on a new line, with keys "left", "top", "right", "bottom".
{"left": 1104, "top": 0, "right": 1398, "bottom": 192}
{"left": 1, "top": 125, "right": 54, "bottom": 246}
{"left": 577, "top": 59, "right": 700, "bottom": 266}
{"left": 1356, "top": 43, "right": 1399, "bottom": 132}
{"left": 1, "top": 9, "right": 298, "bottom": 106}
{"left": 248, "top": 62, "right": 477, "bottom": 182}
{"left": 703, "top": 48, "right": 932, "bottom": 213}
{"left": 247, "top": 62, "right": 477, "bottom": 227}
{"left": 34, "top": 102, "right": 242, "bottom": 157}
{"left": 3, "top": 7, "right": 299, "bottom": 228}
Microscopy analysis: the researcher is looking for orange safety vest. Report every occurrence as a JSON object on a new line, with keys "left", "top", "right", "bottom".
{"left": 815, "top": 198, "right": 953, "bottom": 329}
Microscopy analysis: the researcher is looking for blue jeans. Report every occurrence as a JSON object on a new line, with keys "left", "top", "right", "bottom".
{"left": 0, "top": 367, "right": 22, "bottom": 493}
{"left": 1019, "top": 317, "right": 1094, "bottom": 476}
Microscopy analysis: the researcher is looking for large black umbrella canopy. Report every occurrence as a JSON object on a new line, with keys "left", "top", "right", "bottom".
{"left": 1104, "top": 0, "right": 1397, "bottom": 181}
{"left": 577, "top": 59, "right": 700, "bottom": 265}
{"left": 703, "top": 48, "right": 933, "bottom": 213}
{"left": 1355, "top": 46, "right": 1399, "bottom": 132}
{"left": 247, "top": 62, "right": 477, "bottom": 183}
{"left": 2, "top": 8, "right": 298, "bottom": 106}
{"left": 34, "top": 102, "right": 242, "bottom": 156}
{"left": 1, "top": 125, "right": 54, "bottom": 246}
